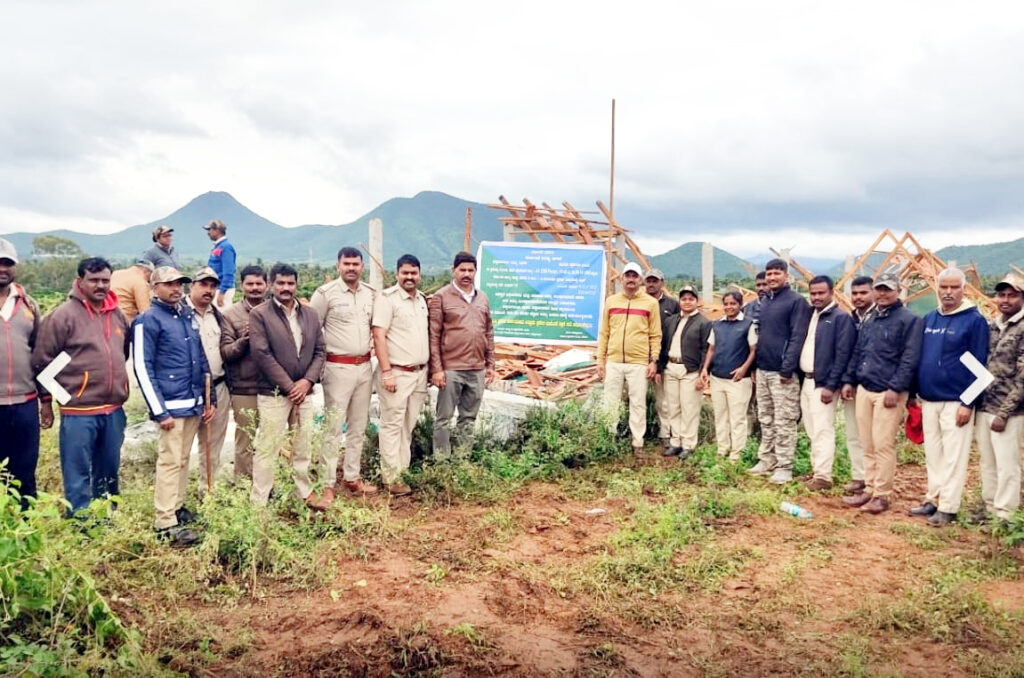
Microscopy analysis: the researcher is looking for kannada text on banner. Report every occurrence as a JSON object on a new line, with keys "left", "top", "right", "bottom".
{"left": 476, "top": 241, "right": 606, "bottom": 344}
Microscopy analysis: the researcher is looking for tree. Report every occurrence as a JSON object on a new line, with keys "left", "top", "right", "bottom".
{"left": 32, "top": 235, "right": 84, "bottom": 259}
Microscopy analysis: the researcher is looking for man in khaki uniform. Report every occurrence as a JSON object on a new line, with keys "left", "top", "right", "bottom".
{"left": 187, "top": 266, "right": 230, "bottom": 491}
{"left": 110, "top": 259, "right": 154, "bottom": 323}
{"left": 372, "top": 254, "right": 429, "bottom": 496}
{"left": 309, "top": 247, "right": 378, "bottom": 495}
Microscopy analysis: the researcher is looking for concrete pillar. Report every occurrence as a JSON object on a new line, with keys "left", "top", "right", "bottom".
{"left": 503, "top": 223, "right": 516, "bottom": 242}
{"left": 844, "top": 254, "right": 855, "bottom": 295}
{"left": 369, "top": 218, "right": 383, "bottom": 290}
{"left": 701, "top": 241, "right": 714, "bottom": 304}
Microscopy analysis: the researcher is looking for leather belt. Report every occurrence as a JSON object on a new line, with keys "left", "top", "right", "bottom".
{"left": 804, "top": 371, "right": 815, "bottom": 379}
{"left": 668, "top": 357, "right": 686, "bottom": 364}
{"left": 390, "top": 363, "right": 426, "bottom": 372}
{"left": 327, "top": 353, "right": 372, "bottom": 365}
{"left": 212, "top": 375, "right": 227, "bottom": 387}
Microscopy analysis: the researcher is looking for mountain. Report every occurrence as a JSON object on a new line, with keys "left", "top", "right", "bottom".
{"left": 1, "top": 191, "right": 506, "bottom": 272}
{"left": 649, "top": 242, "right": 755, "bottom": 278}
{"left": 935, "top": 237, "right": 1024, "bottom": 276}
{"left": 746, "top": 253, "right": 843, "bottom": 275}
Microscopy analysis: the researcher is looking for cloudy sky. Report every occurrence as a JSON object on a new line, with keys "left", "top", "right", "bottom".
{"left": 1, "top": 1, "right": 1022, "bottom": 258}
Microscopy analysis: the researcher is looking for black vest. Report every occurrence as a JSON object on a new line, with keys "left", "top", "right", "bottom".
{"left": 710, "top": 317, "right": 753, "bottom": 378}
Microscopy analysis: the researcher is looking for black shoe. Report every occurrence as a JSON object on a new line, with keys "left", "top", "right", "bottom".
{"left": 927, "top": 511, "right": 956, "bottom": 527}
{"left": 156, "top": 525, "right": 201, "bottom": 548}
{"left": 677, "top": 448, "right": 694, "bottom": 461}
{"left": 908, "top": 502, "right": 937, "bottom": 517}
{"left": 663, "top": 446, "right": 682, "bottom": 457}
{"left": 175, "top": 506, "right": 197, "bottom": 525}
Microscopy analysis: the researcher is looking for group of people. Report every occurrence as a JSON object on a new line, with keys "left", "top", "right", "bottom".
{"left": 3, "top": 226, "right": 1022, "bottom": 546}
{"left": 597, "top": 259, "right": 1024, "bottom": 526}
{"left": 0, "top": 228, "right": 496, "bottom": 547}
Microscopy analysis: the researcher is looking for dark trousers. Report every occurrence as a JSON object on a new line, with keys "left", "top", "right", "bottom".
{"left": 0, "top": 400, "right": 40, "bottom": 509}
{"left": 58, "top": 408, "right": 126, "bottom": 515}
{"left": 433, "top": 369, "right": 486, "bottom": 457}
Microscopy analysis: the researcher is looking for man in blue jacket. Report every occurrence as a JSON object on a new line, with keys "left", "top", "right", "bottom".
{"left": 204, "top": 220, "right": 237, "bottom": 309}
{"left": 133, "top": 266, "right": 215, "bottom": 547}
{"left": 841, "top": 272, "right": 923, "bottom": 515}
{"left": 748, "top": 259, "right": 811, "bottom": 484}
{"left": 799, "top": 276, "right": 855, "bottom": 491}
{"left": 908, "top": 268, "right": 989, "bottom": 526}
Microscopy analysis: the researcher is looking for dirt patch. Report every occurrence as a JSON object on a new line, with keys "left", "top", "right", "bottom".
{"left": 188, "top": 458, "right": 1021, "bottom": 676}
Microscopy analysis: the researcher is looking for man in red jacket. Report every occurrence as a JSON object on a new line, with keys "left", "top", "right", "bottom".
{"left": 33, "top": 257, "right": 130, "bottom": 517}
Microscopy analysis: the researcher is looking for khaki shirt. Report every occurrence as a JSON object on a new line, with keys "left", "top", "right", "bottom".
{"left": 110, "top": 266, "right": 151, "bottom": 321}
{"left": 309, "top": 278, "right": 375, "bottom": 356}
{"left": 187, "top": 297, "right": 224, "bottom": 378}
{"left": 373, "top": 285, "right": 429, "bottom": 367}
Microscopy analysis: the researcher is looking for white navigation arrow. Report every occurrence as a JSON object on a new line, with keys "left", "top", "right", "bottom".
{"left": 37, "top": 351, "right": 73, "bottom": 405}
{"left": 959, "top": 351, "right": 995, "bottom": 405}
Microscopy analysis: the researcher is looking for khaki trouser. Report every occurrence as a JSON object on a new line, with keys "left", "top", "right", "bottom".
{"left": 251, "top": 394, "right": 315, "bottom": 505}
{"left": 710, "top": 375, "right": 752, "bottom": 459}
{"left": 843, "top": 398, "right": 865, "bottom": 482}
{"left": 663, "top": 363, "right": 702, "bottom": 449}
{"left": 197, "top": 381, "right": 231, "bottom": 491}
{"left": 218, "top": 289, "right": 236, "bottom": 310}
{"left": 976, "top": 413, "right": 1024, "bottom": 519}
{"left": 801, "top": 378, "right": 839, "bottom": 482}
{"left": 603, "top": 362, "right": 649, "bottom": 448}
{"left": 921, "top": 399, "right": 974, "bottom": 513}
{"left": 322, "top": 361, "right": 373, "bottom": 483}
{"left": 231, "top": 393, "right": 258, "bottom": 479}
{"left": 154, "top": 416, "right": 201, "bottom": 529}
{"left": 653, "top": 378, "right": 670, "bottom": 441}
{"left": 855, "top": 387, "right": 908, "bottom": 499}
{"left": 755, "top": 369, "right": 801, "bottom": 470}
{"left": 377, "top": 367, "right": 429, "bottom": 484}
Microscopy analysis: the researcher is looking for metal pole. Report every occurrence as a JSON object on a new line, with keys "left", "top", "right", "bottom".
{"left": 609, "top": 98, "right": 616, "bottom": 218}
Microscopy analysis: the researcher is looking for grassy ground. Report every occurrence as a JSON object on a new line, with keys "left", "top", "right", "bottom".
{"left": 3, "top": 397, "right": 1024, "bottom": 676}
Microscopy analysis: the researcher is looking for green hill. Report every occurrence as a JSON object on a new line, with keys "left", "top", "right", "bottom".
{"left": 0, "top": 191, "right": 506, "bottom": 272}
{"left": 935, "top": 238, "right": 1024, "bottom": 275}
{"left": 649, "top": 242, "right": 754, "bottom": 279}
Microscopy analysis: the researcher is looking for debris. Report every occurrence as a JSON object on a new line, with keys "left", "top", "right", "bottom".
{"left": 584, "top": 508, "right": 607, "bottom": 516}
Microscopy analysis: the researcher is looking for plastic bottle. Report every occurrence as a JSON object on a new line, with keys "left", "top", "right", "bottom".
{"left": 780, "top": 501, "right": 813, "bottom": 519}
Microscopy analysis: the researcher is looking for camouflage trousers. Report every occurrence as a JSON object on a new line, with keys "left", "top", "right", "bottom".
{"left": 755, "top": 369, "right": 801, "bottom": 470}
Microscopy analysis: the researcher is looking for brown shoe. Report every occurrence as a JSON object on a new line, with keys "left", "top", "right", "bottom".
{"left": 304, "top": 491, "right": 325, "bottom": 511}
{"left": 343, "top": 478, "right": 379, "bottom": 495}
{"left": 805, "top": 478, "right": 833, "bottom": 492}
{"left": 860, "top": 496, "right": 890, "bottom": 514}
{"left": 843, "top": 492, "right": 872, "bottom": 508}
{"left": 844, "top": 479, "right": 866, "bottom": 494}
{"left": 632, "top": 446, "right": 644, "bottom": 455}
{"left": 319, "top": 487, "right": 336, "bottom": 508}
{"left": 387, "top": 482, "right": 412, "bottom": 496}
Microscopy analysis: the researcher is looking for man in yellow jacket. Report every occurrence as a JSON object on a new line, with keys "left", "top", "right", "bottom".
{"left": 597, "top": 262, "right": 662, "bottom": 453}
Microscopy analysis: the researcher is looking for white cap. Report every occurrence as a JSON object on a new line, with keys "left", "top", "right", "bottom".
{"left": 0, "top": 238, "right": 18, "bottom": 264}
{"left": 622, "top": 262, "right": 643, "bottom": 276}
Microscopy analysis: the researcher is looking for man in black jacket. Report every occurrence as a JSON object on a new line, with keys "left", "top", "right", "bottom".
{"left": 799, "top": 276, "right": 855, "bottom": 491}
{"left": 840, "top": 276, "right": 876, "bottom": 494}
{"left": 656, "top": 286, "right": 711, "bottom": 458}
{"left": 646, "top": 268, "right": 677, "bottom": 450}
{"left": 748, "top": 259, "right": 811, "bottom": 484}
{"left": 841, "top": 272, "right": 923, "bottom": 514}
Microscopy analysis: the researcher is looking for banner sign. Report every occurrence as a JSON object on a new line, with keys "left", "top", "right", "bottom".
{"left": 476, "top": 241, "right": 607, "bottom": 344}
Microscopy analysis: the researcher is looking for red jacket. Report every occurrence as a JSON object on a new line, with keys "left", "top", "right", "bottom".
{"left": 32, "top": 283, "right": 130, "bottom": 415}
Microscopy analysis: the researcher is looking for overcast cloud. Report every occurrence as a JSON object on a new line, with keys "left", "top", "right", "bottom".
{"left": 1, "top": 0, "right": 1022, "bottom": 257}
